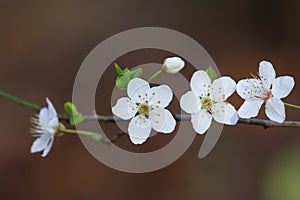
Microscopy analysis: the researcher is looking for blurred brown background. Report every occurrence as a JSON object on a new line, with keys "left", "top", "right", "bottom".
{"left": 1, "top": 0, "right": 300, "bottom": 200}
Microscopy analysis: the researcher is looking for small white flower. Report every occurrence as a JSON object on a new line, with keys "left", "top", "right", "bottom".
{"left": 112, "top": 78, "right": 176, "bottom": 144}
{"left": 30, "top": 98, "right": 59, "bottom": 157}
{"left": 162, "top": 57, "right": 185, "bottom": 74}
{"left": 236, "top": 60, "right": 295, "bottom": 123}
{"left": 180, "top": 70, "right": 238, "bottom": 134}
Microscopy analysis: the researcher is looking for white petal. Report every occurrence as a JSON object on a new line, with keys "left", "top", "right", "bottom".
{"left": 30, "top": 134, "right": 51, "bottom": 154}
{"left": 236, "top": 79, "right": 264, "bottom": 100}
{"left": 190, "top": 70, "right": 211, "bottom": 97}
{"left": 272, "top": 76, "right": 295, "bottom": 99}
{"left": 191, "top": 109, "right": 212, "bottom": 134}
{"left": 259, "top": 61, "right": 276, "bottom": 89}
{"left": 39, "top": 107, "right": 50, "bottom": 125}
{"left": 112, "top": 97, "right": 137, "bottom": 120}
{"left": 41, "top": 137, "right": 54, "bottom": 157}
{"left": 211, "top": 76, "right": 236, "bottom": 102}
{"left": 128, "top": 115, "right": 152, "bottom": 144}
{"left": 265, "top": 98, "right": 286, "bottom": 123}
{"left": 149, "top": 85, "right": 173, "bottom": 108}
{"left": 127, "top": 78, "right": 150, "bottom": 101}
{"left": 44, "top": 118, "right": 59, "bottom": 135}
{"left": 46, "top": 97, "right": 57, "bottom": 119}
{"left": 238, "top": 99, "right": 264, "bottom": 118}
{"left": 48, "top": 118, "right": 59, "bottom": 129}
{"left": 180, "top": 91, "right": 201, "bottom": 114}
{"left": 150, "top": 108, "right": 176, "bottom": 133}
{"left": 212, "top": 102, "right": 238, "bottom": 125}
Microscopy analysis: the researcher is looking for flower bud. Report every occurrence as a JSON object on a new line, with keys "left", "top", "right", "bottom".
{"left": 162, "top": 57, "right": 185, "bottom": 74}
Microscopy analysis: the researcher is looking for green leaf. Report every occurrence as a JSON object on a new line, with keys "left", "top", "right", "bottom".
{"left": 114, "top": 63, "right": 123, "bottom": 75}
{"left": 130, "top": 68, "right": 142, "bottom": 79}
{"left": 122, "top": 68, "right": 130, "bottom": 74}
{"left": 116, "top": 71, "right": 131, "bottom": 90}
{"left": 114, "top": 63, "right": 143, "bottom": 90}
{"left": 205, "top": 66, "right": 218, "bottom": 82}
{"left": 64, "top": 102, "right": 77, "bottom": 115}
{"left": 69, "top": 113, "right": 84, "bottom": 126}
{"left": 64, "top": 102, "right": 84, "bottom": 125}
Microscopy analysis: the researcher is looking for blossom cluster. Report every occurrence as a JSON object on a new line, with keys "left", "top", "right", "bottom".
{"left": 9, "top": 56, "right": 296, "bottom": 157}
{"left": 112, "top": 57, "right": 295, "bottom": 144}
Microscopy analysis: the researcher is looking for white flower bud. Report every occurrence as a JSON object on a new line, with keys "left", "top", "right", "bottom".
{"left": 162, "top": 57, "right": 185, "bottom": 74}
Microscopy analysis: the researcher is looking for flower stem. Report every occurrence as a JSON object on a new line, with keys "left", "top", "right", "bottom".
{"left": 147, "top": 69, "right": 162, "bottom": 82}
{"left": 60, "top": 128, "right": 102, "bottom": 140}
{"left": 0, "top": 91, "right": 41, "bottom": 111}
{"left": 284, "top": 102, "right": 300, "bottom": 109}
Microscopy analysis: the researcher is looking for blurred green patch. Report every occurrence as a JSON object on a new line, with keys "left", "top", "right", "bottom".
{"left": 264, "top": 145, "right": 300, "bottom": 200}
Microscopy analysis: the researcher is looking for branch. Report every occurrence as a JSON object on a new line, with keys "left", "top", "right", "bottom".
{"left": 58, "top": 113, "right": 300, "bottom": 128}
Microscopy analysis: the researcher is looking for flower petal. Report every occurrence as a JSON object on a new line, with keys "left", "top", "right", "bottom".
{"left": 190, "top": 70, "right": 211, "bottom": 97}
{"left": 259, "top": 61, "right": 276, "bottom": 89}
{"left": 149, "top": 85, "right": 173, "bottom": 108}
{"left": 212, "top": 102, "right": 239, "bottom": 125}
{"left": 128, "top": 115, "right": 152, "bottom": 144}
{"left": 30, "top": 134, "right": 51, "bottom": 154}
{"left": 272, "top": 76, "right": 295, "bottom": 99}
{"left": 236, "top": 79, "right": 264, "bottom": 100}
{"left": 265, "top": 98, "right": 286, "bottom": 123}
{"left": 112, "top": 97, "right": 137, "bottom": 120}
{"left": 180, "top": 91, "right": 201, "bottom": 114}
{"left": 41, "top": 137, "right": 54, "bottom": 157}
{"left": 150, "top": 108, "right": 176, "bottom": 133}
{"left": 39, "top": 107, "right": 50, "bottom": 125}
{"left": 211, "top": 76, "right": 236, "bottom": 102}
{"left": 127, "top": 78, "right": 150, "bottom": 101}
{"left": 238, "top": 99, "right": 264, "bottom": 118}
{"left": 46, "top": 97, "right": 57, "bottom": 119}
{"left": 48, "top": 118, "right": 59, "bottom": 129}
{"left": 191, "top": 109, "right": 212, "bottom": 134}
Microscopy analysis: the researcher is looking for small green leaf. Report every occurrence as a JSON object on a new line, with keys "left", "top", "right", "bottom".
{"left": 123, "top": 68, "right": 130, "bottom": 74}
{"left": 69, "top": 113, "right": 84, "bottom": 126}
{"left": 64, "top": 102, "right": 84, "bottom": 125}
{"left": 114, "top": 63, "right": 123, "bottom": 75}
{"left": 64, "top": 102, "right": 77, "bottom": 115}
{"left": 116, "top": 71, "right": 131, "bottom": 90}
{"left": 114, "top": 63, "right": 143, "bottom": 90}
{"left": 205, "top": 66, "right": 218, "bottom": 82}
{"left": 130, "top": 68, "right": 142, "bottom": 79}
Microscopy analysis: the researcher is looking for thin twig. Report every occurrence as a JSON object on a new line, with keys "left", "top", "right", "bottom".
{"left": 58, "top": 113, "right": 300, "bottom": 128}
{"left": 101, "top": 131, "right": 127, "bottom": 144}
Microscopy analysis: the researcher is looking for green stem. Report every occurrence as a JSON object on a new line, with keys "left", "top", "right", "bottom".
{"left": 60, "top": 128, "right": 102, "bottom": 140}
{"left": 284, "top": 102, "right": 300, "bottom": 109}
{"left": 0, "top": 91, "right": 41, "bottom": 111}
{"left": 147, "top": 70, "right": 162, "bottom": 82}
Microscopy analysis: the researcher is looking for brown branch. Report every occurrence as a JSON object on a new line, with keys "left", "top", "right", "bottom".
{"left": 58, "top": 113, "right": 300, "bottom": 128}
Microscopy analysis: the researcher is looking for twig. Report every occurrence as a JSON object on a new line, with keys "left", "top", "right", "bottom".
{"left": 101, "top": 131, "right": 127, "bottom": 144}
{"left": 1, "top": 91, "right": 299, "bottom": 128}
{"left": 58, "top": 113, "right": 300, "bottom": 128}
{"left": 0, "top": 91, "right": 40, "bottom": 111}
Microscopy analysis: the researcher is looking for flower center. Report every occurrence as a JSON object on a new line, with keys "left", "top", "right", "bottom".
{"left": 263, "top": 90, "right": 272, "bottom": 101}
{"left": 201, "top": 97, "right": 213, "bottom": 110}
{"left": 138, "top": 103, "right": 150, "bottom": 116}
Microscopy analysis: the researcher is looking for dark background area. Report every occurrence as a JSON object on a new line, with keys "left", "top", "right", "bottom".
{"left": 0, "top": 0, "right": 300, "bottom": 200}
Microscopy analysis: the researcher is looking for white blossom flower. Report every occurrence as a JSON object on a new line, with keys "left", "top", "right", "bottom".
{"left": 236, "top": 61, "right": 295, "bottom": 123}
{"left": 162, "top": 57, "right": 185, "bottom": 74}
{"left": 30, "top": 98, "right": 59, "bottom": 157}
{"left": 180, "top": 70, "right": 238, "bottom": 134}
{"left": 112, "top": 78, "right": 176, "bottom": 144}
